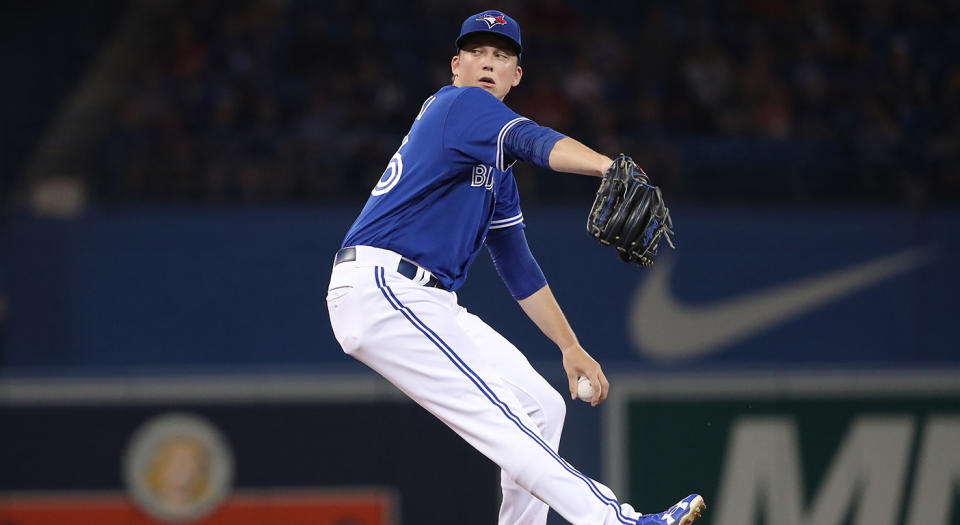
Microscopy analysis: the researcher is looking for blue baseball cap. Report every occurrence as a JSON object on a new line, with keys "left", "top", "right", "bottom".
{"left": 456, "top": 10, "right": 522, "bottom": 57}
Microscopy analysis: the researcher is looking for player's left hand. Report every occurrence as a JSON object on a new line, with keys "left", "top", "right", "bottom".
{"left": 561, "top": 344, "right": 609, "bottom": 407}
{"left": 586, "top": 154, "right": 675, "bottom": 267}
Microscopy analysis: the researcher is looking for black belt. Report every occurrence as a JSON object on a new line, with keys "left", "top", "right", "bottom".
{"left": 335, "top": 247, "right": 446, "bottom": 290}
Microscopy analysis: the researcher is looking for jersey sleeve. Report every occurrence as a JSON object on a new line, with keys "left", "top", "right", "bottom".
{"left": 489, "top": 170, "right": 524, "bottom": 231}
{"left": 444, "top": 87, "right": 529, "bottom": 171}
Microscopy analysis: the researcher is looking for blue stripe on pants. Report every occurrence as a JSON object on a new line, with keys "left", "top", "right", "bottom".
{"left": 374, "top": 267, "right": 632, "bottom": 524}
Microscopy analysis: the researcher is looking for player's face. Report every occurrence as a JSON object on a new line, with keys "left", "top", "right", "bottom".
{"left": 451, "top": 34, "right": 522, "bottom": 101}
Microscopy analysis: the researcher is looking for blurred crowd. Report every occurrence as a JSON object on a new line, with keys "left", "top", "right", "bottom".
{"left": 99, "top": 0, "right": 960, "bottom": 205}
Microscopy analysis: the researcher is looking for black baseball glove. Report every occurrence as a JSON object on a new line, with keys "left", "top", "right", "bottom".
{"left": 587, "top": 154, "right": 674, "bottom": 267}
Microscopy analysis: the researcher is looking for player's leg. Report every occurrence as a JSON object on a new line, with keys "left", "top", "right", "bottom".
{"left": 452, "top": 308, "right": 706, "bottom": 525}
{"left": 455, "top": 308, "right": 565, "bottom": 525}
{"left": 329, "top": 263, "right": 643, "bottom": 525}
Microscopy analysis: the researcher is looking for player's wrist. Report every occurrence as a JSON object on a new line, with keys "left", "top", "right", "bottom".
{"left": 558, "top": 341, "right": 581, "bottom": 355}
{"left": 597, "top": 155, "right": 614, "bottom": 176}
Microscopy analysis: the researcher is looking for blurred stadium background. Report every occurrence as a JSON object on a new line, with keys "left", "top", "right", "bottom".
{"left": 1, "top": 1, "right": 958, "bottom": 524}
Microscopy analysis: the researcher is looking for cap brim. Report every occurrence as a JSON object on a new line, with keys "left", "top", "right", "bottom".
{"left": 456, "top": 31, "right": 521, "bottom": 56}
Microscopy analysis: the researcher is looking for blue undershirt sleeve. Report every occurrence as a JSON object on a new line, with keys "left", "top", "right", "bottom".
{"left": 503, "top": 121, "right": 566, "bottom": 170}
{"left": 485, "top": 225, "right": 548, "bottom": 301}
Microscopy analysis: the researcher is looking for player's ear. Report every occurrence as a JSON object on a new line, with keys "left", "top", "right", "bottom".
{"left": 451, "top": 55, "right": 461, "bottom": 84}
{"left": 512, "top": 65, "right": 523, "bottom": 87}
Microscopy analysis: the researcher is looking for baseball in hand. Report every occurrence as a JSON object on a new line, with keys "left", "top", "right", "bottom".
{"left": 577, "top": 376, "right": 595, "bottom": 402}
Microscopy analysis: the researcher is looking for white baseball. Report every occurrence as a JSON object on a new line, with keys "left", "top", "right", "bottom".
{"left": 577, "top": 376, "right": 595, "bottom": 402}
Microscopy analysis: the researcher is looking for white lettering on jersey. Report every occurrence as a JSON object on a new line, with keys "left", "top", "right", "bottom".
{"left": 372, "top": 95, "right": 436, "bottom": 197}
{"left": 372, "top": 134, "right": 408, "bottom": 196}
{"left": 471, "top": 164, "right": 495, "bottom": 191}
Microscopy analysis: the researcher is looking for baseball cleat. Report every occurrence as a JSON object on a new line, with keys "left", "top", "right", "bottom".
{"left": 635, "top": 494, "right": 706, "bottom": 525}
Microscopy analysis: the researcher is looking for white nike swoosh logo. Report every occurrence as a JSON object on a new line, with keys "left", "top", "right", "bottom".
{"left": 630, "top": 247, "right": 937, "bottom": 360}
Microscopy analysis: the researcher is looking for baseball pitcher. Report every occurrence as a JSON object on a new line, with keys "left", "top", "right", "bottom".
{"left": 326, "top": 10, "right": 699, "bottom": 525}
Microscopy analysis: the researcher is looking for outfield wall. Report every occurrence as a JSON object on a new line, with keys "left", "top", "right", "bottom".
{"left": 3, "top": 206, "right": 958, "bottom": 372}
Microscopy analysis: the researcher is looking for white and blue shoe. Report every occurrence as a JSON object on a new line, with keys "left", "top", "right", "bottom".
{"left": 635, "top": 494, "right": 705, "bottom": 525}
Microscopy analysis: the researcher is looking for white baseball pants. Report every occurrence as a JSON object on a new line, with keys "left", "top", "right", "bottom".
{"left": 326, "top": 246, "right": 641, "bottom": 525}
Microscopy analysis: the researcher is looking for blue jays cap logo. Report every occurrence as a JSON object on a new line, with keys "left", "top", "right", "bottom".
{"left": 477, "top": 13, "right": 507, "bottom": 29}
{"left": 457, "top": 10, "right": 522, "bottom": 56}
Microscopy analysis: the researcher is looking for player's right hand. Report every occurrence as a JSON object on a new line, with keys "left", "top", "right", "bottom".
{"left": 561, "top": 344, "right": 609, "bottom": 407}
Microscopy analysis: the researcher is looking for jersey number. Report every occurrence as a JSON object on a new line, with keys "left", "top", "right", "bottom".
{"left": 371, "top": 96, "right": 436, "bottom": 196}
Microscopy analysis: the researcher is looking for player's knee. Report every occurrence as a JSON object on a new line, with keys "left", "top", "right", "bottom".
{"left": 328, "top": 300, "right": 363, "bottom": 355}
{"left": 340, "top": 335, "right": 361, "bottom": 355}
{"left": 330, "top": 322, "right": 362, "bottom": 355}
{"left": 502, "top": 449, "right": 546, "bottom": 490}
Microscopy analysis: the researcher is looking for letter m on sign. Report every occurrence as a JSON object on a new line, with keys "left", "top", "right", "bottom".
{"left": 608, "top": 373, "right": 960, "bottom": 525}
{"left": 713, "top": 416, "right": 915, "bottom": 525}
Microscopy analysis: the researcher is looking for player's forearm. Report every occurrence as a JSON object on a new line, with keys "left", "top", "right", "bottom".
{"left": 517, "top": 284, "right": 580, "bottom": 354}
{"left": 547, "top": 137, "right": 614, "bottom": 177}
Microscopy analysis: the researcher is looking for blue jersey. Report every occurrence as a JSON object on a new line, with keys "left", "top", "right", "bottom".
{"left": 342, "top": 86, "right": 564, "bottom": 291}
